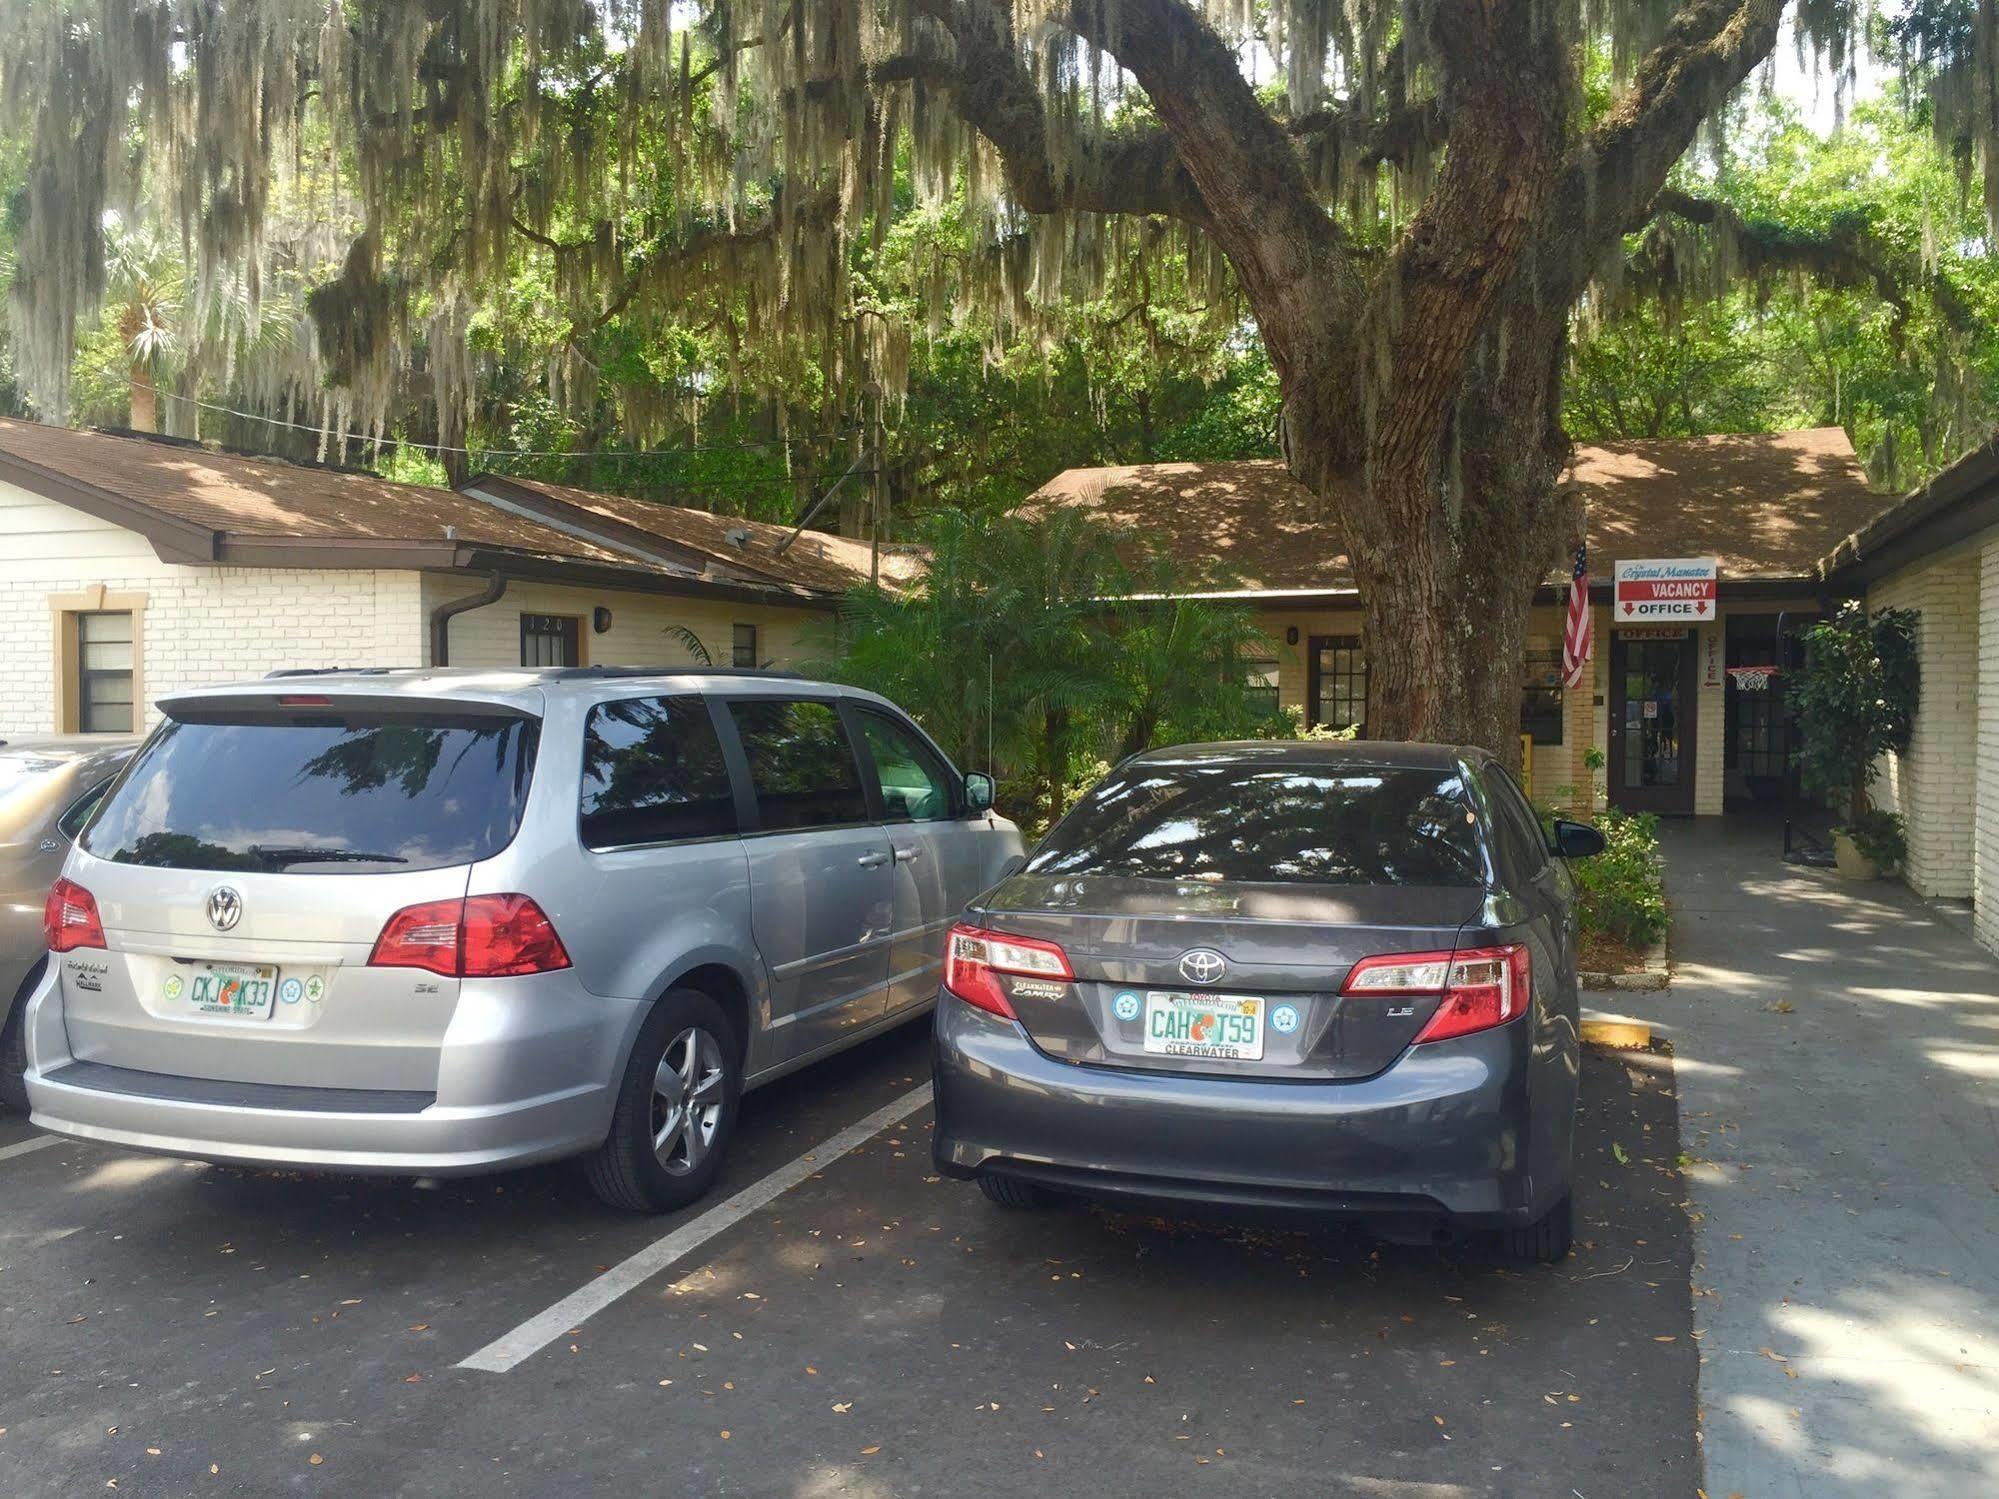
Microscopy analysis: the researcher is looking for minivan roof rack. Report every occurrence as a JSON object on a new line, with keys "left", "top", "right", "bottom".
{"left": 543, "top": 665, "right": 805, "bottom": 681}
{"left": 264, "top": 667, "right": 409, "bottom": 678}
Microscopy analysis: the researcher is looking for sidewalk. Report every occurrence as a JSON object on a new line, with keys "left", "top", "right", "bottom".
{"left": 1606, "top": 817, "right": 1999, "bottom": 1497}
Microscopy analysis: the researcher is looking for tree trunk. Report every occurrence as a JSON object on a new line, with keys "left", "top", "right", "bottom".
{"left": 128, "top": 361, "right": 157, "bottom": 433}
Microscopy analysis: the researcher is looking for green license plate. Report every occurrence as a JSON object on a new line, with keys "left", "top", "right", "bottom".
{"left": 1141, "top": 992, "right": 1265, "bottom": 1061}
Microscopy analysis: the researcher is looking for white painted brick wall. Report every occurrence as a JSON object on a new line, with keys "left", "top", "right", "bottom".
{"left": 0, "top": 479, "right": 424, "bottom": 732}
{"left": 421, "top": 575, "right": 826, "bottom": 671}
{"left": 1976, "top": 532, "right": 1999, "bottom": 956}
{"left": 1869, "top": 554, "right": 1981, "bottom": 900}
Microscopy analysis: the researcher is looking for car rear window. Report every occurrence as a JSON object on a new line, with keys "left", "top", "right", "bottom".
{"left": 580, "top": 696, "right": 738, "bottom": 849}
{"left": 81, "top": 708, "right": 538, "bottom": 874}
{"left": 1027, "top": 763, "right": 1485, "bottom": 887}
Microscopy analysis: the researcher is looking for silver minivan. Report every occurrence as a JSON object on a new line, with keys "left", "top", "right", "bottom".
{"left": 22, "top": 668, "right": 1021, "bottom": 1211}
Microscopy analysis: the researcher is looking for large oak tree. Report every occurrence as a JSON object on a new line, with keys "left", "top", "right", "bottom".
{"left": 4, "top": 0, "right": 1993, "bottom": 755}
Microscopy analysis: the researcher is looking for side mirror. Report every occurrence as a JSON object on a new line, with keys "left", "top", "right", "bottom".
{"left": 964, "top": 771, "right": 996, "bottom": 815}
{"left": 1551, "top": 818, "right": 1607, "bottom": 859}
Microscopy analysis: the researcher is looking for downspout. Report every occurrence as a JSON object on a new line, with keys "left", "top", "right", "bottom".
{"left": 429, "top": 572, "right": 507, "bottom": 667}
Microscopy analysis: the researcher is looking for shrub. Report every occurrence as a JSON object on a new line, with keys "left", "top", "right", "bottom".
{"left": 1793, "top": 601, "right": 1919, "bottom": 818}
{"left": 1569, "top": 809, "right": 1668, "bottom": 947}
{"left": 1844, "top": 808, "right": 1907, "bottom": 868}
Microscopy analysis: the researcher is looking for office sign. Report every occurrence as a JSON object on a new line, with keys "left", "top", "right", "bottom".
{"left": 1613, "top": 557, "right": 1718, "bottom": 621}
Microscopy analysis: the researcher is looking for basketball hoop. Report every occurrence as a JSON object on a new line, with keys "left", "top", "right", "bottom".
{"left": 1727, "top": 664, "right": 1779, "bottom": 692}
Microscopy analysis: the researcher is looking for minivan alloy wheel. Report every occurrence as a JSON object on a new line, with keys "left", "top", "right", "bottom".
{"left": 652, "top": 1026, "right": 726, "bottom": 1175}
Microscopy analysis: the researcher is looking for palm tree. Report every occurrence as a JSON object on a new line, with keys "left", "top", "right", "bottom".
{"left": 103, "top": 229, "right": 179, "bottom": 432}
{"left": 818, "top": 507, "right": 1278, "bottom": 828}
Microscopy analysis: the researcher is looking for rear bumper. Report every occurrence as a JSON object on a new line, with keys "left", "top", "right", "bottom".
{"left": 932, "top": 994, "right": 1567, "bottom": 1227}
{"left": 19, "top": 966, "right": 639, "bottom": 1175}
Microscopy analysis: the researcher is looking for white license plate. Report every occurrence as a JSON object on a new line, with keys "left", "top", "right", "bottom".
{"left": 1141, "top": 992, "right": 1265, "bottom": 1061}
{"left": 170, "top": 964, "right": 280, "bottom": 1020}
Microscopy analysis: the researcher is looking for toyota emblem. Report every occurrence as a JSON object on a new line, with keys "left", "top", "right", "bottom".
{"left": 206, "top": 885, "right": 244, "bottom": 932}
{"left": 1177, "top": 948, "right": 1227, "bottom": 985}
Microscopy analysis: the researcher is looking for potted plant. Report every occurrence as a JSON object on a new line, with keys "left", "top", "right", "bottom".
{"left": 1792, "top": 602, "right": 1919, "bottom": 879}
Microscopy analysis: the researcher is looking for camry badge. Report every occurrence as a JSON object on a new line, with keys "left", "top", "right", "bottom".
{"left": 1177, "top": 949, "right": 1227, "bottom": 985}
{"left": 206, "top": 885, "right": 244, "bottom": 931}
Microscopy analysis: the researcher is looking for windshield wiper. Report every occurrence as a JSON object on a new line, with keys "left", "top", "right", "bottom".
{"left": 247, "top": 844, "right": 410, "bottom": 869}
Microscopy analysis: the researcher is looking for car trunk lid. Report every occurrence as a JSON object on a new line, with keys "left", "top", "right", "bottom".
{"left": 974, "top": 874, "right": 1487, "bottom": 1080}
{"left": 55, "top": 854, "right": 475, "bottom": 1092}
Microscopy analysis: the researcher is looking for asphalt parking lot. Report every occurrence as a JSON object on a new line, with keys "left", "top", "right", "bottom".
{"left": 0, "top": 1025, "right": 1696, "bottom": 1497}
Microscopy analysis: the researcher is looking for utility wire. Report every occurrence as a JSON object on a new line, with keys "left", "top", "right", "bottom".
{"left": 131, "top": 380, "right": 866, "bottom": 459}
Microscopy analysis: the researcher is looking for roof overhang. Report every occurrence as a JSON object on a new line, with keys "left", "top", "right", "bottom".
{"left": 0, "top": 446, "right": 219, "bottom": 563}
{"left": 0, "top": 441, "right": 830, "bottom": 611}
{"left": 450, "top": 545, "right": 834, "bottom": 611}
{"left": 464, "top": 472, "right": 810, "bottom": 593}
{"left": 1818, "top": 435, "right": 1999, "bottom": 588}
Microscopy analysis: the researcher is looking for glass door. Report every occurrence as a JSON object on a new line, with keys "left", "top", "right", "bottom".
{"left": 1609, "top": 634, "right": 1697, "bottom": 815}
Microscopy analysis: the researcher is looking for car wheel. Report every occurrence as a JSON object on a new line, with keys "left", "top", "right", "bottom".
{"left": 586, "top": 988, "right": 741, "bottom": 1214}
{"left": 977, "top": 1172, "right": 1050, "bottom": 1210}
{"left": 1501, "top": 1190, "right": 1573, "bottom": 1263}
{"left": 0, "top": 995, "right": 28, "bottom": 1114}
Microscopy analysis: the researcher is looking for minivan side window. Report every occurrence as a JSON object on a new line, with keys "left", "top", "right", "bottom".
{"left": 580, "top": 696, "right": 737, "bottom": 850}
{"left": 728, "top": 699, "right": 869, "bottom": 833}
{"left": 857, "top": 711, "right": 955, "bottom": 823}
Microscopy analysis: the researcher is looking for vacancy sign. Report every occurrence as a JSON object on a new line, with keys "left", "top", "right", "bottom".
{"left": 1613, "top": 557, "right": 1719, "bottom": 622}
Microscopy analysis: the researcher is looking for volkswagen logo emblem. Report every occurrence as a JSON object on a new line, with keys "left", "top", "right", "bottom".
{"left": 206, "top": 886, "right": 244, "bottom": 932}
{"left": 1177, "top": 948, "right": 1227, "bottom": 985}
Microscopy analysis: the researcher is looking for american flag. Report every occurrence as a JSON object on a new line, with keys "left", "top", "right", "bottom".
{"left": 1561, "top": 543, "right": 1592, "bottom": 688}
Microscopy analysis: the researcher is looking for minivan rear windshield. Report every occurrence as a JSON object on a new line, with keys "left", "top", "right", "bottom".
{"left": 1027, "top": 763, "right": 1485, "bottom": 887}
{"left": 82, "top": 709, "right": 538, "bottom": 874}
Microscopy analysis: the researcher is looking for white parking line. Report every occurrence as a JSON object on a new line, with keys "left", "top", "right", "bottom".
{"left": 458, "top": 1082, "right": 934, "bottom": 1373}
{"left": 0, "top": 1136, "right": 59, "bottom": 1165}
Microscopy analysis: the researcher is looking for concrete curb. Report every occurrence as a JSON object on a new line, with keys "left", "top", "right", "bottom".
{"left": 1578, "top": 932, "right": 1670, "bottom": 991}
{"left": 1579, "top": 1013, "right": 1653, "bottom": 1049}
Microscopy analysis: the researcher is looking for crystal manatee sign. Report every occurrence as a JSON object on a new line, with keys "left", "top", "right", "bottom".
{"left": 1612, "top": 557, "right": 1719, "bottom": 622}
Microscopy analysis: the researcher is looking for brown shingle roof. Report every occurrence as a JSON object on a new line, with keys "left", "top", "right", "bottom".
{"left": 0, "top": 418, "right": 643, "bottom": 567}
{"left": 474, "top": 473, "right": 923, "bottom": 595}
{"left": 1025, "top": 429, "right": 1892, "bottom": 592}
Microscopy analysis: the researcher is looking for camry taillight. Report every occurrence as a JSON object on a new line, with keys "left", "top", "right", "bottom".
{"left": 1341, "top": 943, "right": 1531, "bottom": 1043}
{"left": 44, "top": 877, "right": 106, "bottom": 953}
{"left": 942, "top": 922, "right": 1072, "bottom": 1020}
{"left": 369, "top": 895, "right": 571, "bottom": 978}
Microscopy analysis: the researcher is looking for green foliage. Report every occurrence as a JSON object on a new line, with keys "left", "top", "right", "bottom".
{"left": 1569, "top": 809, "right": 1670, "bottom": 947}
{"left": 1793, "top": 601, "right": 1921, "bottom": 814}
{"left": 1574, "top": 94, "right": 1999, "bottom": 487}
{"left": 1844, "top": 808, "right": 1908, "bottom": 867}
{"left": 810, "top": 508, "right": 1275, "bottom": 827}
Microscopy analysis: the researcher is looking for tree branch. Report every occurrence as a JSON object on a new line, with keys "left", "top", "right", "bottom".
{"left": 1646, "top": 188, "right": 1979, "bottom": 336}
{"left": 1553, "top": 0, "right": 1788, "bottom": 292}
{"left": 899, "top": 4, "right": 1213, "bottom": 225}
{"left": 584, "top": 188, "right": 841, "bottom": 333}
{"left": 1285, "top": 97, "right": 1447, "bottom": 172}
{"left": 1045, "top": 0, "right": 1355, "bottom": 380}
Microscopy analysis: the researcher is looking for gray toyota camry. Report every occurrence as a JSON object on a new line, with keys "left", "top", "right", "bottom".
{"left": 931, "top": 740, "right": 1606, "bottom": 1261}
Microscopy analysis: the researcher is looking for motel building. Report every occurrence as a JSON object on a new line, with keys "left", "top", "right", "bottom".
{"left": 1, "top": 417, "right": 1994, "bottom": 959}
{"left": 1029, "top": 428, "right": 1999, "bottom": 959}
{"left": 1027, "top": 429, "right": 1886, "bottom": 818}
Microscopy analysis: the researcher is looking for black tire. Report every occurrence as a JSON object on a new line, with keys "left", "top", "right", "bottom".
{"left": 978, "top": 1172, "right": 1050, "bottom": 1210}
{"left": 0, "top": 960, "right": 39, "bottom": 1114}
{"left": 1501, "top": 1190, "right": 1573, "bottom": 1263}
{"left": 586, "top": 988, "right": 742, "bottom": 1214}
